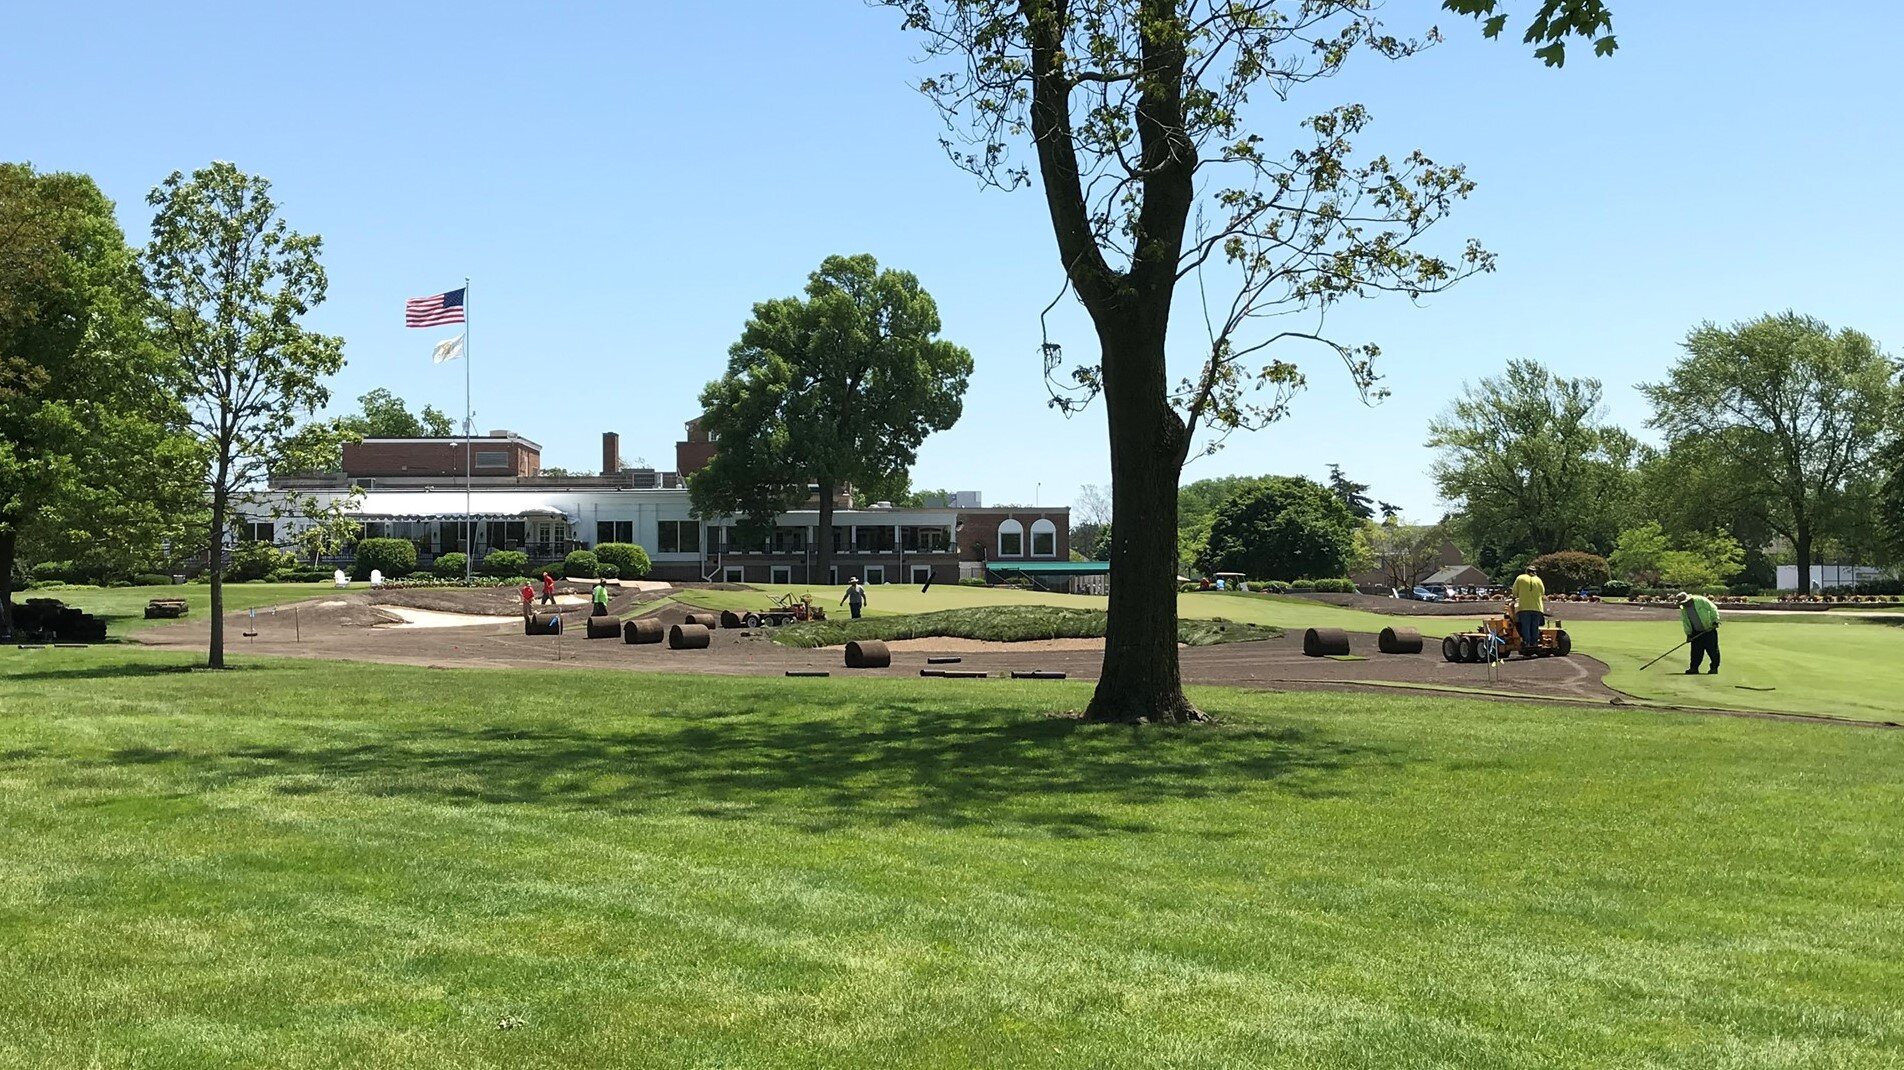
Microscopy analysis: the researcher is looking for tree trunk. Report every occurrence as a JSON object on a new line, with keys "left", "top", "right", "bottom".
{"left": 207, "top": 484, "right": 227, "bottom": 669}
{"left": 1794, "top": 522, "right": 1813, "bottom": 596}
{"left": 1085, "top": 324, "right": 1199, "bottom": 724}
{"left": 816, "top": 481, "right": 836, "bottom": 585}
{"left": 0, "top": 529, "right": 16, "bottom": 640}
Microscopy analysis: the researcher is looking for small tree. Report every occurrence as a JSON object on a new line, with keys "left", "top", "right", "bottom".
{"left": 1196, "top": 477, "right": 1358, "bottom": 580}
{"left": 145, "top": 162, "right": 345, "bottom": 666}
{"left": 691, "top": 254, "right": 973, "bottom": 583}
{"left": 1643, "top": 314, "right": 1895, "bottom": 593}
{"left": 1367, "top": 521, "right": 1446, "bottom": 591}
{"left": 1327, "top": 464, "right": 1376, "bottom": 521}
{"left": 1528, "top": 550, "right": 1609, "bottom": 592}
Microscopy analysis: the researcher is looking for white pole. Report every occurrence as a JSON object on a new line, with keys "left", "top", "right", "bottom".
{"left": 463, "top": 277, "right": 473, "bottom": 582}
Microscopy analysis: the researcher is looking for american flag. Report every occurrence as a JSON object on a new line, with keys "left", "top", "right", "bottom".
{"left": 405, "top": 287, "right": 466, "bottom": 327}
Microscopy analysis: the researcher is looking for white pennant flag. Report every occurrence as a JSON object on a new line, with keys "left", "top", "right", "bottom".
{"left": 431, "top": 335, "right": 465, "bottom": 364}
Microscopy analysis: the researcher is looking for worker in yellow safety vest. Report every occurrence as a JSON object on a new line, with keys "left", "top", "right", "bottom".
{"left": 1676, "top": 591, "right": 1722, "bottom": 675}
{"left": 1511, "top": 569, "right": 1546, "bottom": 653}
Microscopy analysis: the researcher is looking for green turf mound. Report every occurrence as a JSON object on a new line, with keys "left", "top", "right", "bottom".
{"left": 771, "top": 605, "right": 1280, "bottom": 648}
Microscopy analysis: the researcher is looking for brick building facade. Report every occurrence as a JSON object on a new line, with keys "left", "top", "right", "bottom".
{"left": 341, "top": 432, "right": 541, "bottom": 479}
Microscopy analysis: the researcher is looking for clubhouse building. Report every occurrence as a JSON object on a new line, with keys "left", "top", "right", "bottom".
{"left": 243, "top": 421, "right": 1086, "bottom": 588}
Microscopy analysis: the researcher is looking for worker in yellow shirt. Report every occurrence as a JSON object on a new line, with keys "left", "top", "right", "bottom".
{"left": 1511, "top": 568, "right": 1546, "bottom": 654}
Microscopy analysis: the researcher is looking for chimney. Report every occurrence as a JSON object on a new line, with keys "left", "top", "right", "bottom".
{"left": 601, "top": 432, "right": 621, "bottom": 476}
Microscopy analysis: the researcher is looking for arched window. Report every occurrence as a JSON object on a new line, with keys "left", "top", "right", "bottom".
{"left": 1030, "top": 518, "right": 1057, "bottom": 558}
{"left": 997, "top": 518, "right": 1024, "bottom": 557}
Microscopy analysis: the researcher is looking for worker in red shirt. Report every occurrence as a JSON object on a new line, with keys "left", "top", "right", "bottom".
{"left": 519, "top": 581, "right": 535, "bottom": 619}
{"left": 540, "top": 571, "right": 556, "bottom": 606}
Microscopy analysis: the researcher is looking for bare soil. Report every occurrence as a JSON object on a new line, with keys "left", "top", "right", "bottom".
{"left": 135, "top": 588, "right": 1622, "bottom": 706}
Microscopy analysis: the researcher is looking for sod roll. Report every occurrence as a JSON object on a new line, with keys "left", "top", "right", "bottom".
{"left": 719, "top": 610, "right": 745, "bottom": 630}
{"left": 524, "top": 613, "right": 562, "bottom": 636}
{"left": 844, "top": 639, "right": 891, "bottom": 669}
{"left": 1302, "top": 627, "right": 1351, "bottom": 657}
{"left": 1378, "top": 626, "right": 1423, "bottom": 655}
{"left": 624, "top": 618, "right": 664, "bottom": 644}
{"left": 785, "top": 670, "right": 830, "bottom": 678}
{"left": 1009, "top": 671, "right": 1067, "bottom": 680}
{"left": 668, "top": 623, "right": 711, "bottom": 650}
{"left": 585, "top": 616, "right": 621, "bottom": 639}
{"left": 683, "top": 611, "right": 721, "bottom": 629}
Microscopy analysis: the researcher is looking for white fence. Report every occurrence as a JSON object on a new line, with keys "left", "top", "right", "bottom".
{"left": 1776, "top": 564, "right": 1888, "bottom": 590}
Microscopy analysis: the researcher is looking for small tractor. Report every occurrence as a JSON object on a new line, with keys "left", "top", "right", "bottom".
{"left": 1440, "top": 608, "right": 1573, "bottom": 663}
{"left": 741, "top": 592, "right": 828, "bottom": 629}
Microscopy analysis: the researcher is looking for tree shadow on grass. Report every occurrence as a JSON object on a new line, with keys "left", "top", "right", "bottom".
{"left": 0, "top": 662, "right": 205, "bottom": 682}
{"left": 83, "top": 699, "right": 1398, "bottom": 837}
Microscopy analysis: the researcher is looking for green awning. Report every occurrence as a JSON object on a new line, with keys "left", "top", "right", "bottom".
{"left": 985, "top": 561, "right": 1109, "bottom": 576}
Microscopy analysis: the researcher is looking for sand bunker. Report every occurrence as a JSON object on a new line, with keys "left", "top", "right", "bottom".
{"left": 373, "top": 606, "right": 516, "bottom": 630}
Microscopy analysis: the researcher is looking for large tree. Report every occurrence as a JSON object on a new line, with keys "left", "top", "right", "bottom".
{"left": 144, "top": 162, "right": 345, "bottom": 668}
{"left": 1642, "top": 313, "right": 1896, "bottom": 593}
{"left": 1365, "top": 519, "right": 1446, "bottom": 591}
{"left": 882, "top": 0, "right": 1614, "bottom": 722}
{"left": 1196, "top": 476, "right": 1359, "bottom": 580}
{"left": 690, "top": 254, "right": 973, "bottom": 583}
{"left": 1426, "top": 359, "right": 1636, "bottom": 572}
{"left": 0, "top": 163, "right": 200, "bottom": 635}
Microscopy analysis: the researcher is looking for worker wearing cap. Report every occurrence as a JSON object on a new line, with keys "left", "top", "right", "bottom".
{"left": 841, "top": 578, "right": 867, "bottom": 620}
{"left": 1511, "top": 568, "right": 1546, "bottom": 654}
{"left": 1677, "top": 591, "right": 1721, "bottom": 674}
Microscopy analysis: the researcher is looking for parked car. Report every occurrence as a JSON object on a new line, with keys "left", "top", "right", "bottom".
{"left": 1410, "top": 584, "right": 1446, "bottom": 602}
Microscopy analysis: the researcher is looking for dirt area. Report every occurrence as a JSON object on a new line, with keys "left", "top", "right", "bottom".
{"left": 135, "top": 588, "right": 1622, "bottom": 706}
{"left": 1284, "top": 591, "right": 1678, "bottom": 622}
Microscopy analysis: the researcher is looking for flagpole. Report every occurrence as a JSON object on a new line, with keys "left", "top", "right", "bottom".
{"left": 463, "top": 277, "right": 473, "bottom": 583}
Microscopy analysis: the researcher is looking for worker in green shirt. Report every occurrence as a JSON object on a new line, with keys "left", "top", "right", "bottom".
{"left": 1676, "top": 591, "right": 1721, "bottom": 674}
{"left": 1511, "top": 569, "right": 1546, "bottom": 654}
{"left": 591, "top": 579, "right": 610, "bottom": 617}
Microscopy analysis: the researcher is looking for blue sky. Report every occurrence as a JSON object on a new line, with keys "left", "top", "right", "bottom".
{"left": 6, "top": 2, "right": 1900, "bottom": 520}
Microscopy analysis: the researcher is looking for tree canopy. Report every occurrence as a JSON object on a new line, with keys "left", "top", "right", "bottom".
{"left": 1427, "top": 359, "right": 1636, "bottom": 572}
{"left": 282, "top": 387, "right": 456, "bottom": 473}
{"left": 690, "top": 254, "right": 973, "bottom": 581}
{"left": 1196, "top": 476, "right": 1359, "bottom": 580}
{"left": 1641, "top": 313, "right": 1897, "bottom": 593}
{"left": 0, "top": 162, "right": 201, "bottom": 632}
{"left": 144, "top": 161, "right": 345, "bottom": 667}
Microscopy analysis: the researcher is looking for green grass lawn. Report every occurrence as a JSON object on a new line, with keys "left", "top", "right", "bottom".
{"left": 1, "top": 648, "right": 1899, "bottom": 1068}
{"left": 770, "top": 605, "right": 1280, "bottom": 648}
{"left": 21, "top": 582, "right": 339, "bottom": 634}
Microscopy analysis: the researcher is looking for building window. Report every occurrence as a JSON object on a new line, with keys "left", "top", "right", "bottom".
{"left": 487, "top": 520, "right": 526, "bottom": 549}
{"left": 771, "top": 527, "right": 806, "bottom": 553}
{"left": 657, "top": 520, "right": 700, "bottom": 554}
{"left": 724, "top": 566, "right": 745, "bottom": 583}
{"left": 1030, "top": 518, "right": 1057, "bottom": 558}
{"left": 596, "top": 520, "right": 634, "bottom": 544}
{"left": 910, "top": 565, "right": 932, "bottom": 585}
{"left": 474, "top": 450, "right": 509, "bottom": 469}
{"left": 901, "top": 526, "right": 951, "bottom": 552}
{"left": 864, "top": 565, "right": 886, "bottom": 585}
{"left": 241, "top": 521, "right": 275, "bottom": 543}
{"left": 997, "top": 519, "right": 1024, "bottom": 557}
{"left": 832, "top": 526, "right": 850, "bottom": 553}
{"left": 770, "top": 565, "right": 792, "bottom": 584}
{"left": 854, "top": 526, "right": 895, "bottom": 553}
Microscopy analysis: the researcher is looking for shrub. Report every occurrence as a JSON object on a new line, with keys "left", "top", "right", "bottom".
{"left": 1602, "top": 579, "right": 1633, "bottom": 598}
{"left": 133, "top": 573, "right": 176, "bottom": 587}
{"left": 229, "top": 541, "right": 296, "bottom": 582}
{"left": 1530, "top": 550, "right": 1611, "bottom": 592}
{"left": 481, "top": 549, "right": 530, "bottom": 578}
{"left": 352, "top": 538, "right": 418, "bottom": 581}
{"left": 597, "top": 562, "right": 620, "bottom": 579}
{"left": 528, "top": 561, "right": 562, "bottom": 580}
{"left": 562, "top": 549, "right": 600, "bottom": 579}
{"left": 1260, "top": 580, "right": 1292, "bottom": 594}
{"left": 594, "top": 542, "right": 652, "bottom": 579}
{"left": 1311, "top": 578, "right": 1356, "bottom": 593}
{"left": 432, "top": 552, "right": 469, "bottom": 578}
{"left": 1290, "top": 579, "right": 1317, "bottom": 591}
{"left": 30, "top": 561, "right": 75, "bottom": 583}
{"left": 960, "top": 577, "right": 988, "bottom": 587}
{"left": 1727, "top": 583, "right": 1764, "bottom": 597}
